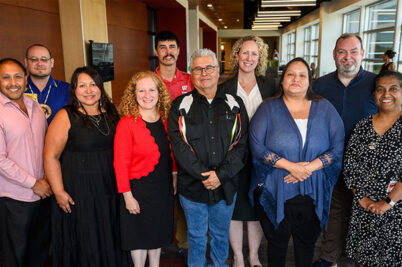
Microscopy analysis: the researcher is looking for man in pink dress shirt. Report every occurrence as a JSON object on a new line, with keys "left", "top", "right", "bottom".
{"left": 0, "top": 58, "right": 52, "bottom": 267}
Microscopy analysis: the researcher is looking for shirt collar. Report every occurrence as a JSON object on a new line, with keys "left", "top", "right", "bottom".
{"left": 0, "top": 91, "right": 34, "bottom": 111}
{"left": 334, "top": 66, "right": 365, "bottom": 87}
{"left": 155, "top": 66, "right": 180, "bottom": 82}
{"left": 27, "top": 75, "right": 56, "bottom": 91}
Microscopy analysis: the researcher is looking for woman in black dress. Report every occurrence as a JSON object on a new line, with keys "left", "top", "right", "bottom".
{"left": 379, "top": 50, "right": 396, "bottom": 73}
{"left": 219, "top": 35, "right": 276, "bottom": 267}
{"left": 114, "top": 71, "right": 175, "bottom": 267}
{"left": 344, "top": 70, "right": 402, "bottom": 266}
{"left": 44, "top": 67, "right": 130, "bottom": 266}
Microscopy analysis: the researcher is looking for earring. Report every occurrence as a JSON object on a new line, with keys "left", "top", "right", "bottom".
{"left": 99, "top": 99, "right": 103, "bottom": 107}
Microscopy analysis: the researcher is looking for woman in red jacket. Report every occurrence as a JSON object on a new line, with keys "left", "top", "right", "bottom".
{"left": 114, "top": 71, "right": 176, "bottom": 267}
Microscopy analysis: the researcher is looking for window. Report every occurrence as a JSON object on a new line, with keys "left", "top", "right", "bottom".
{"left": 286, "top": 31, "right": 296, "bottom": 62}
{"left": 343, "top": 9, "right": 360, "bottom": 33}
{"left": 363, "top": 0, "right": 396, "bottom": 73}
{"left": 303, "top": 23, "right": 319, "bottom": 67}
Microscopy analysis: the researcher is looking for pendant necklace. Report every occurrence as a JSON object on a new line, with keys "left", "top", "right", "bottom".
{"left": 88, "top": 112, "right": 110, "bottom": 136}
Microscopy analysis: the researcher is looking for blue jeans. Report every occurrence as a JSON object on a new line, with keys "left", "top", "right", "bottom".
{"left": 179, "top": 194, "right": 236, "bottom": 267}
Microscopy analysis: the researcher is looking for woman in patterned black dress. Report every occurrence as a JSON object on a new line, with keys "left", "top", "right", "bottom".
{"left": 344, "top": 70, "right": 402, "bottom": 267}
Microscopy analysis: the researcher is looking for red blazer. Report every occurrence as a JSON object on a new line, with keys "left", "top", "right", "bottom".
{"left": 114, "top": 115, "right": 176, "bottom": 193}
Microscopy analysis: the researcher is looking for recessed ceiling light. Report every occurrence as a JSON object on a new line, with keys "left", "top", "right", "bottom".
{"left": 207, "top": 4, "right": 213, "bottom": 8}
{"left": 236, "top": 19, "right": 240, "bottom": 22}
{"left": 224, "top": 26, "right": 228, "bottom": 29}
{"left": 218, "top": 18, "right": 223, "bottom": 21}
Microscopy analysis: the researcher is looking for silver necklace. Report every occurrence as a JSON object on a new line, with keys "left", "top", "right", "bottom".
{"left": 88, "top": 112, "right": 110, "bottom": 136}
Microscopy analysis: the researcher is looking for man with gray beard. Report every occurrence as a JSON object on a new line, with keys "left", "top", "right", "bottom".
{"left": 312, "top": 34, "right": 378, "bottom": 267}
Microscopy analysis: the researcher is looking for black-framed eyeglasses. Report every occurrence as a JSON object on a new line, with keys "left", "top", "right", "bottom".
{"left": 191, "top": 65, "right": 217, "bottom": 75}
{"left": 27, "top": 57, "right": 51, "bottom": 63}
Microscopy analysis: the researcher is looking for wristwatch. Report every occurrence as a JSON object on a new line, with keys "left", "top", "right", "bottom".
{"left": 385, "top": 196, "right": 396, "bottom": 207}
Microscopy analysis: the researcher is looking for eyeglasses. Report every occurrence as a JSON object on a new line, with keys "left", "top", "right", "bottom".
{"left": 27, "top": 57, "right": 51, "bottom": 63}
{"left": 191, "top": 65, "right": 217, "bottom": 75}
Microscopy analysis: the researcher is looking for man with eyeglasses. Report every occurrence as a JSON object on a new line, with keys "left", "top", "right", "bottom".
{"left": 24, "top": 44, "right": 70, "bottom": 124}
{"left": 168, "top": 49, "right": 248, "bottom": 267}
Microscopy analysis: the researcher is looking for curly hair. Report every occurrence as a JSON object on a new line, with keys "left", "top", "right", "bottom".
{"left": 229, "top": 35, "right": 268, "bottom": 76}
{"left": 119, "top": 71, "right": 171, "bottom": 122}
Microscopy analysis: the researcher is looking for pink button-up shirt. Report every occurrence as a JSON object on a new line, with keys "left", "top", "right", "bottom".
{"left": 0, "top": 93, "right": 47, "bottom": 202}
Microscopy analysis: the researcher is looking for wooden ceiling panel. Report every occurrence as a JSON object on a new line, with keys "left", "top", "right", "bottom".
{"left": 190, "top": 0, "right": 244, "bottom": 29}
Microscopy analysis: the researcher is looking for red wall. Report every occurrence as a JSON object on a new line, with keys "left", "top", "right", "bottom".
{"left": 106, "top": 0, "right": 149, "bottom": 105}
{"left": 203, "top": 30, "right": 217, "bottom": 54}
{"left": 0, "top": 1, "right": 65, "bottom": 81}
{"left": 155, "top": 7, "right": 188, "bottom": 71}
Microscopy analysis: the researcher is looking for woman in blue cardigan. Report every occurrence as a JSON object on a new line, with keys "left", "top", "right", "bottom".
{"left": 249, "top": 57, "right": 345, "bottom": 266}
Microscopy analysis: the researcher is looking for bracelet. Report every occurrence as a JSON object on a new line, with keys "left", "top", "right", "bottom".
{"left": 385, "top": 196, "right": 396, "bottom": 207}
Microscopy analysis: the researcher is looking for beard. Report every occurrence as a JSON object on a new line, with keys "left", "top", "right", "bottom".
{"left": 336, "top": 60, "right": 360, "bottom": 78}
{"left": 30, "top": 72, "right": 51, "bottom": 79}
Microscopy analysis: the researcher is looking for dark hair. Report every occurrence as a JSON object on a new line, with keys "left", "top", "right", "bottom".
{"left": 373, "top": 70, "right": 402, "bottom": 94}
{"left": 25, "top": 44, "right": 52, "bottom": 58}
{"left": 0, "top": 58, "right": 27, "bottom": 75}
{"left": 335, "top": 33, "right": 363, "bottom": 50}
{"left": 384, "top": 49, "right": 396, "bottom": 59}
{"left": 68, "top": 66, "right": 118, "bottom": 126}
{"left": 155, "top": 31, "right": 179, "bottom": 49}
{"left": 272, "top": 57, "right": 322, "bottom": 100}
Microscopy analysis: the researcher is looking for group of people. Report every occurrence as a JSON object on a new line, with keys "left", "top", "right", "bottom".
{"left": 0, "top": 31, "right": 400, "bottom": 267}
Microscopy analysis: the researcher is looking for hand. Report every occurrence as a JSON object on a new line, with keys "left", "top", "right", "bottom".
{"left": 367, "top": 200, "right": 391, "bottom": 215}
{"left": 32, "top": 178, "right": 53, "bottom": 198}
{"left": 201, "top": 171, "right": 221, "bottom": 190}
{"left": 286, "top": 162, "right": 312, "bottom": 182}
{"left": 358, "top": 196, "right": 375, "bottom": 210}
{"left": 55, "top": 190, "right": 75, "bottom": 213}
{"left": 172, "top": 173, "right": 178, "bottom": 195}
{"left": 123, "top": 192, "right": 140, "bottom": 214}
{"left": 284, "top": 174, "right": 299, "bottom": 183}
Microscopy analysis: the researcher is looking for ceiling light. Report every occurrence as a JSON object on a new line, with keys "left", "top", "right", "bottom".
{"left": 255, "top": 16, "right": 291, "bottom": 21}
{"left": 257, "top": 13, "right": 300, "bottom": 17}
{"left": 207, "top": 4, "right": 212, "bottom": 8}
{"left": 224, "top": 26, "right": 228, "bottom": 29}
{"left": 218, "top": 18, "right": 222, "bottom": 21}
{"left": 258, "top": 10, "right": 301, "bottom": 14}
{"left": 236, "top": 19, "right": 240, "bottom": 22}
{"left": 253, "top": 22, "right": 282, "bottom": 26}
{"left": 262, "top": 0, "right": 316, "bottom": 7}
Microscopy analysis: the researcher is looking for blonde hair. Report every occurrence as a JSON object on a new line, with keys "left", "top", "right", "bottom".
{"left": 229, "top": 35, "right": 268, "bottom": 76}
{"left": 119, "top": 71, "right": 171, "bottom": 122}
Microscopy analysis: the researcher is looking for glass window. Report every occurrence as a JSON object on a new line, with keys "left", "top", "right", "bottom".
{"left": 303, "top": 23, "right": 319, "bottom": 69}
{"left": 287, "top": 32, "right": 296, "bottom": 62}
{"left": 365, "top": 0, "right": 396, "bottom": 31}
{"left": 365, "top": 30, "right": 394, "bottom": 60}
{"left": 343, "top": 9, "right": 360, "bottom": 33}
{"left": 363, "top": 0, "right": 396, "bottom": 73}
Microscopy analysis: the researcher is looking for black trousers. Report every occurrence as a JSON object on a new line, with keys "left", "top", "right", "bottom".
{"left": 255, "top": 189, "right": 321, "bottom": 267}
{"left": 0, "top": 197, "right": 50, "bottom": 267}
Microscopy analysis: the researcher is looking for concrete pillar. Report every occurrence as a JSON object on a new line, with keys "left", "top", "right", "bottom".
{"left": 188, "top": 6, "right": 200, "bottom": 62}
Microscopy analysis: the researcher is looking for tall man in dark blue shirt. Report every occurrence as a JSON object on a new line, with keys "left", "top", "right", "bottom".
{"left": 24, "top": 44, "right": 70, "bottom": 124}
{"left": 312, "top": 33, "right": 378, "bottom": 267}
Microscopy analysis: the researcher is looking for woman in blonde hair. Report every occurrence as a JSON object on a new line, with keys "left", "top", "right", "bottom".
{"left": 114, "top": 71, "right": 176, "bottom": 267}
{"left": 219, "top": 35, "right": 276, "bottom": 267}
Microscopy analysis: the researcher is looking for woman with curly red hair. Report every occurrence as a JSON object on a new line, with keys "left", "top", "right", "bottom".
{"left": 114, "top": 71, "right": 175, "bottom": 267}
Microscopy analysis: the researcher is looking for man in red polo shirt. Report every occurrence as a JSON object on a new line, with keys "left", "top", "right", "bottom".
{"left": 154, "top": 30, "right": 193, "bottom": 261}
{"left": 154, "top": 31, "right": 193, "bottom": 100}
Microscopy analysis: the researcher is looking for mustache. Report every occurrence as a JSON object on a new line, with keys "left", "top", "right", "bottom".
{"left": 163, "top": 54, "right": 175, "bottom": 60}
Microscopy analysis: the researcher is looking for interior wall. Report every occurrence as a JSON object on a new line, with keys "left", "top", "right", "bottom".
{"left": 106, "top": 0, "right": 149, "bottom": 105}
{"left": 0, "top": 1, "right": 65, "bottom": 81}
{"left": 203, "top": 30, "right": 217, "bottom": 53}
{"left": 155, "top": 7, "right": 188, "bottom": 71}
